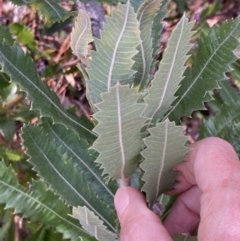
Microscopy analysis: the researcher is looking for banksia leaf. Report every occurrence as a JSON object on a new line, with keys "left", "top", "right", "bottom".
{"left": 218, "top": 79, "right": 240, "bottom": 105}
{"left": 22, "top": 123, "right": 117, "bottom": 232}
{"left": 72, "top": 206, "right": 117, "bottom": 241}
{"left": 132, "top": 0, "right": 165, "bottom": 91}
{"left": 30, "top": 0, "right": 72, "bottom": 23}
{"left": 93, "top": 84, "right": 148, "bottom": 182}
{"left": 168, "top": 17, "right": 240, "bottom": 120}
{"left": 40, "top": 118, "right": 117, "bottom": 205}
{"left": 140, "top": 121, "right": 189, "bottom": 207}
{"left": 200, "top": 102, "right": 240, "bottom": 156}
{"left": 130, "top": 0, "right": 145, "bottom": 12}
{"left": 87, "top": 1, "right": 141, "bottom": 105}
{"left": 71, "top": 10, "right": 93, "bottom": 67}
{"left": 0, "top": 41, "right": 96, "bottom": 142}
{"left": 0, "top": 162, "right": 95, "bottom": 241}
{"left": 144, "top": 15, "right": 195, "bottom": 124}
{"left": 151, "top": 0, "right": 169, "bottom": 58}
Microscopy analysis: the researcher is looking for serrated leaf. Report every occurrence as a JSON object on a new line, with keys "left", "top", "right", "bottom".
{"left": 168, "top": 17, "right": 240, "bottom": 120}
{"left": 199, "top": 102, "right": 240, "bottom": 156}
{"left": 93, "top": 84, "right": 148, "bottom": 181}
{"left": 130, "top": 0, "right": 145, "bottom": 12}
{"left": 0, "top": 41, "right": 96, "bottom": 142}
{"left": 87, "top": 2, "right": 141, "bottom": 105}
{"left": 173, "top": 234, "right": 197, "bottom": 241}
{"left": 151, "top": 0, "right": 169, "bottom": 57}
{"left": 144, "top": 15, "right": 195, "bottom": 123}
{"left": 71, "top": 10, "right": 93, "bottom": 67}
{"left": 30, "top": 0, "right": 72, "bottom": 23}
{"left": 132, "top": 0, "right": 165, "bottom": 91}
{"left": 0, "top": 161, "right": 95, "bottom": 241}
{"left": 140, "top": 121, "right": 189, "bottom": 207}
{"left": 10, "top": 23, "right": 36, "bottom": 49}
{"left": 22, "top": 123, "right": 117, "bottom": 232}
{"left": 72, "top": 206, "right": 117, "bottom": 241}
{"left": 218, "top": 79, "right": 240, "bottom": 105}
{"left": 40, "top": 117, "right": 117, "bottom": 206}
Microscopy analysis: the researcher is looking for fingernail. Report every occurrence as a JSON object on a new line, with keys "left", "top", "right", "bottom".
{"left": 115, "top": 187, "right": 130, "bottom": 218}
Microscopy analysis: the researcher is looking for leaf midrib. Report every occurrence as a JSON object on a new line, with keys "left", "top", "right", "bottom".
{"left": 150, "top": 16, "right": 185, "bottom": 122}
{"left": 107, "top": 2, "right": 130, "bottom": 91}
{"left": 45, "top": 121, "right": 114, "bottom": 198}
{"left": 44, "top": 0, "right": 61, "bottom": 18}
{"left": 0, "top": 180, "right": 87, "bottom": 236}
{"left": 154, "top": 121, "right": 168, "bottom": 202}
{"left": 0, "top": 49, "right": 96, "bottom": 138}
{"left": 165, "top": 20, "right": 240, "bottom": 119}
{"left": 25, "top": 128, "right": 116, "bottom": 232}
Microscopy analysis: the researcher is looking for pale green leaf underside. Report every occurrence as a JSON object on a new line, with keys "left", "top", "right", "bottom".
{"left": 93, "top": 84, "right": 148, "bottom": 180}
{"left": 22, "top": 123, "right": 116, "bottom": 232}
{"left": 141, "top": 121, "right": 189, "bottom": 207}
{"left": 144, "top": 15, "right": 195, "bottom": 123}
{"left": 71, "top": 10, "right": 93, "bottom": 66}
{"left": 0, "top": 162, "right": 94, "bottom": 241}
{"left": 168, "top": 17, "right": 240, "bottom": 120}
{"left": 132, "top": 0, "right": 164, "bottom": 91}
{"left": 0, "top": 41, "right": 96, "bottom": 142}
{"left": 72, "top": 206, "right": 117, "bottom": 241}
{"left": 87, "top": 2, "right": 141, "bottom": 105}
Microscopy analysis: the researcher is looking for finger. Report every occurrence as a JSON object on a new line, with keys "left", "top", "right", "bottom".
{"left": 115, "top": 187, "right": 172, "bottom": 241}
{"left": 174, "top": 137, "right": 240, "bottom": 193}
{"left": 164, "top": 186, "right": 201, "bottom": 235}
{"left": 169, "top": 137, "right": 240, "bottom": 240}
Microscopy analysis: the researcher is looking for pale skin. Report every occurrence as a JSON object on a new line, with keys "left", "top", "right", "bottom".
{"left": 114, "top": 137, "right": 240, "bottom": 241}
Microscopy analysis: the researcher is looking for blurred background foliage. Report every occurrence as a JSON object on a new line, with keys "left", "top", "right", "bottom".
{"left": 0, "top": 0, "right": 240, "bottom": 240}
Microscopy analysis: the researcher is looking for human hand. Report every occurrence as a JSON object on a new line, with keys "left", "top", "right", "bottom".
{"left": 114, "top": 137, "right": 240, "bottom": 241}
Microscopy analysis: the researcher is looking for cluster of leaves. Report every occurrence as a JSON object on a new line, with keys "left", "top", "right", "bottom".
{"left": 1, "top": 0, "right": 240, "bottom": 241}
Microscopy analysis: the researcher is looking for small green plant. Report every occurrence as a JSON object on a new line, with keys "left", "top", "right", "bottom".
{"left": 1, "top": 0, "right": 240, "bottom": 240}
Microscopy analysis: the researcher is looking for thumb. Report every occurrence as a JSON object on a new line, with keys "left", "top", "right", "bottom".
{"left": 114, "top": 187, "right": 172, "bottom": 241}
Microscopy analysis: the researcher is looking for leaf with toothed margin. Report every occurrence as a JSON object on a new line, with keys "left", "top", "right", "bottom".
{"left": 167, "top": 17, "right": 240, "bottom": 121}
{"left": 132, "top": 0, "right": 165, "bottom": 91}
{"left": 30, "top": 0, "right": 73, "bottom": 23}
{"left": 151, "top": 0, "right": 169, "bottom": 58}
{"left": 87, "top": 1, "right": 141, "bottom": 106}
{"left": 21, "top": 123, "right": 117, "bottom": 233}
{"left": 0, "top": 161, "right": 95, "bottom": 241}
{"left": 72, "top": 206, "right": 117, "bottom": 241}
{"left": 0, "top": 40, "right": 96, "bottom": 143}
{"left": 140, "top": 120, "right": 189, "bottom": 207}
{"left": 71, "top": 10, "right": 93, "bottom": 67}
{"left": 40, "top": 117, "right": 118, "bottom": 206}
{"left": 144, "top": 15, "right": 195, "bottom": 124}
{"left": 92, "top": 84, "right": 148, "bottom": 181}
{"left": 130, "top": 0, "right": 145, "bottom": 12}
